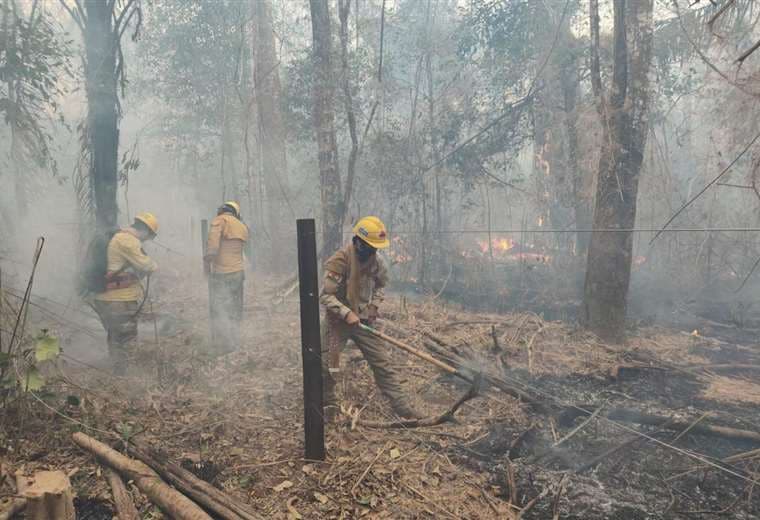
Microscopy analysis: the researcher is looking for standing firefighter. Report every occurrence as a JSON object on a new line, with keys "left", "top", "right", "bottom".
{"left": 205, "top": 201, "right": 249, "bottom": 355}
{"left": 320, "top": 216, "right": 421, "bottom": 419}
{"left": 92, "top": 213, "right": 159, "bottom": 375}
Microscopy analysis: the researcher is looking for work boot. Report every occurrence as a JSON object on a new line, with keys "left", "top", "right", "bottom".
{"left": 391, "top": 399, "right": 423, "bottom": 420}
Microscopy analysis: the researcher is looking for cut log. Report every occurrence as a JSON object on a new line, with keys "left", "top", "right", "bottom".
{"left": 127, "top": 441, "right": 263, "bottom": 520}
{"left": 17, "top": 471, "right": 75, "bottom": 520}
{"left": 72, "top": 432, "right": 212, "bottom": 520}
{"left": 105, "top": 468, "right": 140, "bottom": 520}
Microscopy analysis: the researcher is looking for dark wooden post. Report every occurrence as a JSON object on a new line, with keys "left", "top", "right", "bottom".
{"left": 296, "top": 218, "right": 325, "bottom": 461}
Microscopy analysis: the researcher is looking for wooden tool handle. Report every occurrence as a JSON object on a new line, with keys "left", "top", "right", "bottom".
{"left": 360, "top": 323, "right": 469, "bottom": 380}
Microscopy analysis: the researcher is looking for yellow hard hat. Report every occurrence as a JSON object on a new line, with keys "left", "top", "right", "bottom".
{"left": 223, "top": 201, "right": 241, "bottom": 217}
{"left": 353, "top": 216, "right": 390, "bottom": 249}
{"left": 135, "top": 212, "right": 159, "bottom": 234}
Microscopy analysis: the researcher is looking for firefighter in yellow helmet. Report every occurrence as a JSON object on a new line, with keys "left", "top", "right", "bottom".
{"left": 204, "top": 201, "right": 249, "bottom": 355}
{"left": 320, "top": 216, "right": 421, "bottom": 419}
{"left": 93, "top": 212, "right": 158, "bottom": 375}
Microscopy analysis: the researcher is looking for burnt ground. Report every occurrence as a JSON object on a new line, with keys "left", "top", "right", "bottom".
{"left": 2, "top": 264, "right": 760, "bottom": 519}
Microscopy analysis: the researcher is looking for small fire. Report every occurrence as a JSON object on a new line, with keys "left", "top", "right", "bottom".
{"left": 388, "top": 235, "right": 413, "bottom": 265}
{"left": 477, "top": 237, "right": 516, "bottom": 254}
{"left": 537, "top": 216, "right": 544, "bottom": 227}
{"left": 633, "top": 255, "right": 646, "bottom": 266}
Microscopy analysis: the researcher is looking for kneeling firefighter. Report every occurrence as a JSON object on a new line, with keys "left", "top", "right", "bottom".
{"left": 320, "top": 216, "right": 421, "bottom": 419}
{"left": 204, "top": 201, "right": 249, "bottom": 355}
{"left": 92, "top": 213, "right": 159, "bottom": 375}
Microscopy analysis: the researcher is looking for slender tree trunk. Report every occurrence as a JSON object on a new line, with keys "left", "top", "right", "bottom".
{"left": 309, "top": 0, "right": 343, "bottom": 256}
{"left": 583, "top": 0, "right": 654, "bottom": 342}
{"left": 84, "top": 0, "right": 119, "bottom": 231}
{"left": 252, "top": 0, "right": 290, "bottom": 269}
{"left": 338, "top": 0, "right": 358, "bottom": 225}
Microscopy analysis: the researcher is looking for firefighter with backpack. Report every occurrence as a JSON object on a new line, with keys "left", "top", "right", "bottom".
{"left": 89, "top": 213, "right": 159, "bottom": 375}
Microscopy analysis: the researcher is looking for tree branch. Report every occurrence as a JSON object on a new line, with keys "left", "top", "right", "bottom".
{"left": 707, "top": 0, "right": 736, "bottom": 30}
{"left": 114, "top": 0, "right": 137, "bottom": 33}
{"left": 589, "top": 0, "right": 603, "bottom": 101}
{"left": 610, "top": 0, "right": 628, "bottom": 108}
{"left": 57, "top": 0, "right": 84, "bottom": 33}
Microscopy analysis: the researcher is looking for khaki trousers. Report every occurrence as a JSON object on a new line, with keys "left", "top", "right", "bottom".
{"left": 210, "top": 271, "right": 244, "bottom": 355}
{"left": 322, "top": 313, "right": 407, "bottom": 407}
{"left": 93, "top": 300, "right": 139, "bottom": 375}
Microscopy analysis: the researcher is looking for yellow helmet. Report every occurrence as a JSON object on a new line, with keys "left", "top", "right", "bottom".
{"left": 353, "top": 216, "right": 390, "bottom": 249}
{"left": 223, "top": 201, "right": 241, "bottom": 217}
{"left": 135, "top": 212, "right": 159, "bottom": 234}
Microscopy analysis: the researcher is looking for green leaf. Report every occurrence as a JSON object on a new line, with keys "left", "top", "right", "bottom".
{"left": 35, "top": 332, "right": 60, "bottom": 362}
{"left": 23, "top": 367, "right": 45, "bottom": 391}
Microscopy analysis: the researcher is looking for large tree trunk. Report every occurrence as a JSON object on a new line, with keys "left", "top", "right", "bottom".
{"left": 531, "top": 6, "right": 581, "bottom": 253}
{"left": 309, "top": 0, "right": 343, "bottom": 257}
{"left": 252, "top": 0, "right": 290, "bottom": 269}
{"left": 84, "top": 0, "right": 119, "bottom": 231}
{"left": 583, "top": 0, "right": 654, "bottom": 342}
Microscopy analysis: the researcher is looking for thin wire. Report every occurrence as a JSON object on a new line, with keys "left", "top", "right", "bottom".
{"left": 650, "top": 130, "right": 760, "bottom": 245}
{"left": 336, "top": 227, "right": 760, "bottom": 235}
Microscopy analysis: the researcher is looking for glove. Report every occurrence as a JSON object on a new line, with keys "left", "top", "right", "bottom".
{"left": 345, "top": 311, "right": 361, "bottom": 326}
{"left": 203, "top": 254, "right": 215, "bottom": 275}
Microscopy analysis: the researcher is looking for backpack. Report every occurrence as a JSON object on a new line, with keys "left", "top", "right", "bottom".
{"left": 78, "top": 229, "right": 119, "bottom": 296}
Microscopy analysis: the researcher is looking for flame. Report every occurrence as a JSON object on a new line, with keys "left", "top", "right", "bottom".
{"left": 477, "top": 237, "right": 516, "bottom": 254}
{"left": 537, "top": 216, "right": 544, "bottom": 227}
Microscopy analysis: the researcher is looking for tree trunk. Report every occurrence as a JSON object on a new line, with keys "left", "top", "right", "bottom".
{"left": 309, "top": 0, "right": 343, "bottom": 257}
{"left": 338, "top": 0, "right": 358, "bottom": 226}
{"left": 557, "top": 41, "right": 591, "bottom": 257}
{"left": 252, "top": 0, "right": 290, "bottom": 270}
{"left": 84, "top": 0, "right": 119, "bottom": 231}
{"left": 583, "top": 0, "right": 654, "bottom": 342}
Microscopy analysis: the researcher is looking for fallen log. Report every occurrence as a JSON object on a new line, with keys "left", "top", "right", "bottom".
{"left": 127, "top": 441, "right": 263, "bottom": 520}
{"left": 560, "top": 407, "right": 760, "bottom": 444}
{"left": 72, "top": 432, "right": 212, "bottom": 520}
{"left": 105, "top": 468, "right": 140, "bottom": 520}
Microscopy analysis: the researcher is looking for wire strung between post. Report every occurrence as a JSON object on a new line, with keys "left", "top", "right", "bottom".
{"left": 335, "top": 227, "right": 760, "bottom": 235}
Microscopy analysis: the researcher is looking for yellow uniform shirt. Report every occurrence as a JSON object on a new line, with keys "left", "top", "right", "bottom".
{"left": 95, "top": 229, "right": 158, "bottom": 302}
{"left": 207, "top": 213, "right": 249, "bottom": 274}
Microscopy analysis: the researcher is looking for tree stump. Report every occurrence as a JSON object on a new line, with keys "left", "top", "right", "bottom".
{"left": 18, "top": 471, "right": 75, "bottom": 520}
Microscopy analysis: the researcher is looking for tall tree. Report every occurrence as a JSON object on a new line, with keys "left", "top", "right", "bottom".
{"left": 252, "top": 0, "right": 290, "bottom": 269}
{"left": 1, "top": 0, "right": 70, "bottom": 219}
{"left": 583, "top": 0, "right": 654, "bottom": 341}
{"left": 309, "top": 0, "right": 343, "bottom": 256}
{"left": 60, "top": 0, "right": 141, "bottom": 231}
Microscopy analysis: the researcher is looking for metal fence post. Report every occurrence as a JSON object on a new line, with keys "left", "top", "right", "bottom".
{"left": 296, "top": 218, "right": 325, "bottom": 461}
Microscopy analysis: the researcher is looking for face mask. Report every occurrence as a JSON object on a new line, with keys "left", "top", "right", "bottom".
{"left": 354, "top": 239, "right": 376, "bottom": 263}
